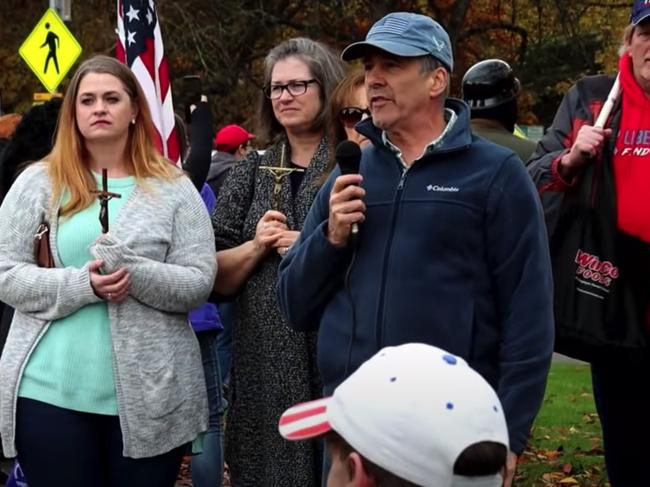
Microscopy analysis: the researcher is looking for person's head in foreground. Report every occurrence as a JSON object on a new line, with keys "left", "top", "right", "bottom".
{"left": 279, "top": 343, "right": 508, "bottom": 487}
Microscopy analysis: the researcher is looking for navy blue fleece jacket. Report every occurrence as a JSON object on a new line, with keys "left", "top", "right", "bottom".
{"left": 277, "top": 98, "right": 554, "bottom": 454}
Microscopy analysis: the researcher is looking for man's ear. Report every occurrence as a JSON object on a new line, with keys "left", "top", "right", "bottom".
{"left": 347, "top": 452, "right": 375, "bottom": 487}
{"left": 430, "top": 68, "right": 449, "bottom": 98}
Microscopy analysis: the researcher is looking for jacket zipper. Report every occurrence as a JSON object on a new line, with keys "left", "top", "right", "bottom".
{"left": 370, "top": 143, "right": 470, "bottom": 349}
{"left": 374, "top": 167, "right": 409, "bottom": 349}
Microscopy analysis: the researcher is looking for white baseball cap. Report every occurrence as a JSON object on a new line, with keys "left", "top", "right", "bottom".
{"left": 279, "top": 343, "right": 509, "bottom": 487}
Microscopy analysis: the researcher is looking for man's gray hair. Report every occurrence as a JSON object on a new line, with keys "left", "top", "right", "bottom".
{"left": 619, "top": 24, "right": 635, "bottom": 56}
{"left": 419, "top": 56, "right": 450, "bottom": 98}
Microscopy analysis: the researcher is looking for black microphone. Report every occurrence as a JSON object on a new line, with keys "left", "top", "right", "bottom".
{"left": 336, "top": 141, "right": 362, "bottom": 241}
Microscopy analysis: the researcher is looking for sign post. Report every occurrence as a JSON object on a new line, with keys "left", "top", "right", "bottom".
{"left": 19, "top": 8, "right": 82, "bottom": 93}
{"left": 49, "top": 0, "right": 72, "bottom": 21}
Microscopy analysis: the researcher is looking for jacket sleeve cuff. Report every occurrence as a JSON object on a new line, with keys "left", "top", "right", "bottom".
{"left": 79, "top": 263, "right": 105, "bottom": 305}
{"left": 550, "top": 151, "right": 578, "bottom": 189}
{"left": 317, "top": 220, "right": 355, "bottom": 258}
{"left": 89, "top": 233, "right": 127, "bottom": 273}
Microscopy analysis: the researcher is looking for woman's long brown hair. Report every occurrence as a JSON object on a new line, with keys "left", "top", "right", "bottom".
{"left": 47, "top": 55, "right": 178, "bottom": 216}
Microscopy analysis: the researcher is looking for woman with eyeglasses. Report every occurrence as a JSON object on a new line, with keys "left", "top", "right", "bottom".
{"left": 211, "top": 37, "right": 344, "bottom": 486}
{"left": 330, "top": 68, "right": 371, "bottom": 150}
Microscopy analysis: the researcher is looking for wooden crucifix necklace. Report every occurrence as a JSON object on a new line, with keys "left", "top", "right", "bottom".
{"left": 90, "top": 168, "right": 121, "bottom": 234}
{"left": 259, "top": 143, "right": 305, "bottom": 209}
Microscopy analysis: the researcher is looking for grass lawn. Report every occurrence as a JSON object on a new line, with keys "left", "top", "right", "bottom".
{"left": 516, "top": 362, "right": 609, "bottom": 487}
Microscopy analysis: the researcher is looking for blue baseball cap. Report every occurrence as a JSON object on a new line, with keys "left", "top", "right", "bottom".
{"left": 631, "top": 0, "right": 650, "bottom": 25}
{"left": 341, "top": 12, "right": 454, "bottom": 71}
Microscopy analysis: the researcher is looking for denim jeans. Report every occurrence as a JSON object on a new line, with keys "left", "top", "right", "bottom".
{"left": 16, "top": 398, "right": 185, "bottom": 487}
{"left": 192, "top": 330, "right": 226, "bottom": 487}
{"left": 216, "top": 302, "right": 234, "bottom": 388}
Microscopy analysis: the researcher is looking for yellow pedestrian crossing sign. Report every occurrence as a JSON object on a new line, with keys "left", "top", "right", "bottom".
{"left": 19, "top": 8, "right": 82, "bottom": 93}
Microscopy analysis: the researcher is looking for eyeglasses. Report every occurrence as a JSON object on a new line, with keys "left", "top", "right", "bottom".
{"left": 339, "top": 107, "right": 371, "bottom": 128}
{"left": 264, "top": 79, "right": 318, "bottom": 100}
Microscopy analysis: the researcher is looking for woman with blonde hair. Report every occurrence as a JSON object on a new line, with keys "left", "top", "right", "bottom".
{"left": 318, "top": 68, "right": 371, "bottom": 185}
{"left": 0, "top": 55, "right": 216, "bottom": 487}
{"left": 329, "top": 68, "right": 370, "bottom": 150}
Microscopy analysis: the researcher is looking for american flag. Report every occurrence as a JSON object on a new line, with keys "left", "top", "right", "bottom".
{"left": 116, "top": 0, "right": 180, "bottom": 163}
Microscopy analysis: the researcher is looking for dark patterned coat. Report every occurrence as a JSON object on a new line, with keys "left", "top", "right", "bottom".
{"left": 212, "top": 137, "right": 329, "bottom": 487}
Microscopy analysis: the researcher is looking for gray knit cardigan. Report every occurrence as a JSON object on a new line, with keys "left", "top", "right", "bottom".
{"left": 0, "top": 163, "right": 216, "bottom": 458}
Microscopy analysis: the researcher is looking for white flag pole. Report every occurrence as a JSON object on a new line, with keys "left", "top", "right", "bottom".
{"left": 594, "top": 74, "right": 621, "bottom": 129}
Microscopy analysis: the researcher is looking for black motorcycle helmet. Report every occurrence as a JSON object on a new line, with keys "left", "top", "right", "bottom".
{"left": 461, "top": 59, "right": 521, "bottom": 110}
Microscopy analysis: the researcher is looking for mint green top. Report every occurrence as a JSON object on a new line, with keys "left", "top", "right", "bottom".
{"left": 18, "top": 173, "right": 136, "bottom": 415}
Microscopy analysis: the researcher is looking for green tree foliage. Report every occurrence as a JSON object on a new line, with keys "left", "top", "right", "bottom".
{"left": 0, "top": 0, "right": 633, "bottom": 131}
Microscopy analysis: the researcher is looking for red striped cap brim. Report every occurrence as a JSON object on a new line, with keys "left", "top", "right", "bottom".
{"left": 278, "top": 397, "right": 332, "bottom": 441}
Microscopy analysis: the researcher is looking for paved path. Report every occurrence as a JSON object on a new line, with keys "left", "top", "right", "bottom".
{"left": 552, "top": 352, "right": 587, "bottom": 364}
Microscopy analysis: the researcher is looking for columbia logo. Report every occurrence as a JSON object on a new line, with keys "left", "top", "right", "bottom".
{"left": 427, "top": 184, "right": 459, "bottom": 193}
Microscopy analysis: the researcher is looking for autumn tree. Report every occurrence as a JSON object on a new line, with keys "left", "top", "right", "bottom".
{"left": 0, "top": 0, "right": 634, "bottom": 131}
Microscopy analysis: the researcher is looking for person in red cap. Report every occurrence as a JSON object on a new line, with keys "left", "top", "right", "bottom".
{"left": 214, "top": 124, "right": 255, "bottom": 158}
{"left": 206, "top": 124, "right": 254, "bottom": 197}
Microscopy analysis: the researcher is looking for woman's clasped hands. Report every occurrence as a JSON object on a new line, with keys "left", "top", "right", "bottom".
{"left": 253, "top": 210, "right": 300, "bottom": 257}
{"left": 89, "top": 259, "right": 131, "bottom": 302}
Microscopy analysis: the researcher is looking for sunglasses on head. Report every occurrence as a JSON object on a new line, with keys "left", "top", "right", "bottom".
{"left": 339, "top": 107, "right": 371, "bottom": 128}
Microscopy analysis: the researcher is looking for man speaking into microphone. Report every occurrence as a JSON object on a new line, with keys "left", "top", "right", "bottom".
{"left": 277, "top": 12, "right": 553, "bottom": 485}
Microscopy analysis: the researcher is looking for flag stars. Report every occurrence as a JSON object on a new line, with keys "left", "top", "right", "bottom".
{"left": 122, "top": 1, "right": 157, "bottom": 61}
{"left": 126, "top": 5, "right": 140, "bottom": 22}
